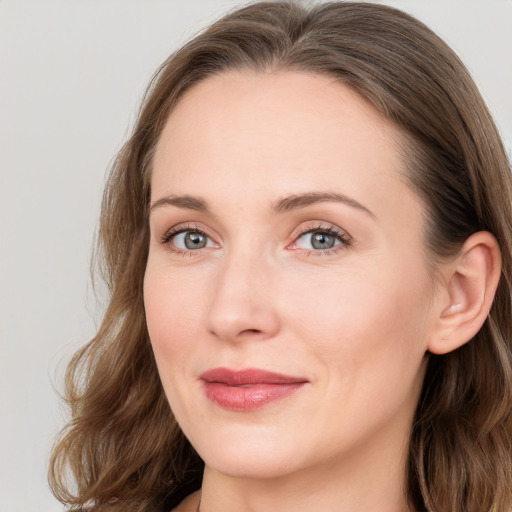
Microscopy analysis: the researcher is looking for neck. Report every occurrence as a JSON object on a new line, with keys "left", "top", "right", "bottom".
{"left": 198, "top": 431, "right": 414, "bottom": 512}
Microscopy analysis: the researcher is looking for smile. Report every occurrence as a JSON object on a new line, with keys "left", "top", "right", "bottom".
{"left": 200, "top": 368, "right": 309, "bottom": 411}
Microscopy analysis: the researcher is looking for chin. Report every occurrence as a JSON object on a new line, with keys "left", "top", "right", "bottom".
{"left": 188, "top": 424, "right": 306, "bottom": 480}
{"left": 203, "top": 450, "right": 301, "bottom": 480}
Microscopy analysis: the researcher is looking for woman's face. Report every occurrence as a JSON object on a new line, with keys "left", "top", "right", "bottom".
{"left": 144, "top": 71, "right": 438, "bottom": 480}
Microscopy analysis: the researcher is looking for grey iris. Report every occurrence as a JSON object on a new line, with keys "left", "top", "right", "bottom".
{"left": 311, "top": 231, "right": 336, "bottom": 250}
{"left": 185, "top": 232, "right": 207, "bottom": 249}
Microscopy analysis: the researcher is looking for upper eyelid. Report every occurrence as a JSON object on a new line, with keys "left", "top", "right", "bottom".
{"left": 160, "top": 223, "right": 213, "bottom": 244}
{"left": 291, "top": 222, "right": 352, "bottom": 241}
{"left": 163, "top": 222, "right": 208, "bottom": 234}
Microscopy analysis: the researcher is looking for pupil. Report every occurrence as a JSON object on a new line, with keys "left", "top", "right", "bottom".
{"left": 311, "top": 232, "right": 335, "bottom": 250}
{"left": 185, "top": 232, "right": 206, "bottom": 249}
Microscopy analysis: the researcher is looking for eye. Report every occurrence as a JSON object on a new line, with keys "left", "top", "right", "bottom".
{"left": 297, "top": 230, "right": 340, "bottom": 250}
{"left": 174, "top": 231, "right": 212, "bottom": 250}
{"left": 290, "top": 225, "right": 351, "bottom": 254}
{"left": 162, "top": 227, "right": 217, "bottom": 252}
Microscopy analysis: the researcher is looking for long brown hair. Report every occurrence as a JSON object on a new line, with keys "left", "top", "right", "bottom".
{"left": 49, "top": 2, "right": 512, "bottom": 511}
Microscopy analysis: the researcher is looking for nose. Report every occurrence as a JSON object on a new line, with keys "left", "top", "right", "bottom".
{"left": 206, "top": 249, "right": 281, "bottom": 343}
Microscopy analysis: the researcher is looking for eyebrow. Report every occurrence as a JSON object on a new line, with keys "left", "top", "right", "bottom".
{"left": 149, "top": 191, "right": 375, "bottom": 219}
{"left": 149, "top": 195, "right": 208, "bottom": 214}
{"left": 271, "top": 191, "right": 376, "bottom": 218}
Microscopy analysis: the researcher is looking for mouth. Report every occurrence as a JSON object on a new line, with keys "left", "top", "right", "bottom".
{"left": 199, "top": 367, "right": 309, "bottom": 411}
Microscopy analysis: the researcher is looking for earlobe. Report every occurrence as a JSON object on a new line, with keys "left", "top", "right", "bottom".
{"left": 428, "top": 231, "right": 501, "bottom": 355}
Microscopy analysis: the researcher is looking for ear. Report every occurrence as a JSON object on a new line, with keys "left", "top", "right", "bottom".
{"left": 428, "top": 231, "right": 501, "bottom": 355}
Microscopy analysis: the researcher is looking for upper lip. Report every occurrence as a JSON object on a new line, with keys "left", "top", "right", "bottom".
{"left": 200, "top": 367, "right": 308, "bottom": 386}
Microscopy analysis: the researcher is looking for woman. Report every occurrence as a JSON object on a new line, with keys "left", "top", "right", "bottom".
{"left": 49, "top": 2, "right": 512, "bottom": 511}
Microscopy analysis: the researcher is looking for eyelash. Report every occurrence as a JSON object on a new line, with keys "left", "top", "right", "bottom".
{"left": 160, "top": 223, "right": 351, "bottom": 257}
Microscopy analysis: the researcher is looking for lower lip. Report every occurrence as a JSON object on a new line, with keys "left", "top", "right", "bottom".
{"left": 202, "top": 381, "right": 306, "bottom": 411}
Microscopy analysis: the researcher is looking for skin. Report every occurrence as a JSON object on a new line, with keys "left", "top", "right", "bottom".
{"left": 144, "top": 70, "right": 466, "bottom": 512}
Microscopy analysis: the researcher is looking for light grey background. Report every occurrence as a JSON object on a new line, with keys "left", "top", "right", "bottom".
{"left": 1, "top": 1, "right": 510, "bottom": 510}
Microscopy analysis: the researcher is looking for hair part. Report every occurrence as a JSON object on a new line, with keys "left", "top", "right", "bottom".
{"left": 49, "top": 2, "right": 512, "bottom": 511}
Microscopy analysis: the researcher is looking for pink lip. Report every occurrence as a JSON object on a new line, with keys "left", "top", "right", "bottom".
{"left": 200, "top": 368, "right": 308, "bottom": 411}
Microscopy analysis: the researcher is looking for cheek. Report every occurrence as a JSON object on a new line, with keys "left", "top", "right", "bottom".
{"left": 280, "top": 259, "right": 431, "bottom": 372}
{"left": 143, "top": 263, "right": 213, "bottom": 428}
{"left": 143, "top": 264, "right": 206, "bottom": 365}
{"left": 278, "top": 261, "right": 431, "bottom": 443}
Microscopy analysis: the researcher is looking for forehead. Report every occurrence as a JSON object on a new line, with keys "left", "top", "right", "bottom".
{"left": 151, "top": 70, "right": 417, "bottom": 225}
{"left": 154, "top": 70, "right": 398, "bottom": 174}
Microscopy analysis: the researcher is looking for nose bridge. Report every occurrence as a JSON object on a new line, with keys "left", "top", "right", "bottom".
{"left": 206, "top": 239, "right": 280, "bottom": 341}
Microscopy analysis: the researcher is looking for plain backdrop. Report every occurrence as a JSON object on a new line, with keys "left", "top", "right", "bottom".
{"left": 1, "top": 1, "right": 511, "bottom": 510}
